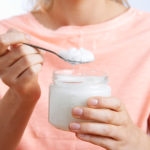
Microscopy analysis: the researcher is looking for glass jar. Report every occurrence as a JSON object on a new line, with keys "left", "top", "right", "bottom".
{"left": 49, "top": 69, "right": 111, "bottom": 131}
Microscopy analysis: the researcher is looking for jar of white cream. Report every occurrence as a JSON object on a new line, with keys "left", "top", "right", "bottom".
{"left": 49, "top": 69, "right": 111, "bottom": 131}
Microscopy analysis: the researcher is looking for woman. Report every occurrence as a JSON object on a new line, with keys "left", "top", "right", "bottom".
{"left": 0, "top": 0, "right": 150, "bottom": 149}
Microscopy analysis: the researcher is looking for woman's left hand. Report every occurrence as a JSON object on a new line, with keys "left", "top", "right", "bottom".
{"left": 69, "top": 97, "right": 150, "bottom": 150}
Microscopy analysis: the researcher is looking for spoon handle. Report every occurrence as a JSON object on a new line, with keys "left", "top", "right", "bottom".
{"left": 23, "top": 43, "right": 63, "bottom": 59}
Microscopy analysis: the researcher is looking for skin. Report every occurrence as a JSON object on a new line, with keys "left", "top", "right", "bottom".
{"left": 69, "top": 97, "right": 150, "bottom": 150}
{"left": 0, "top": 30, "right": 44, "bottom": 149}
{"left": 0, "top": 0, "right": 149, "bottom": 149}
{"left": 33, "top": 0, "right": 128, "bottom": 30}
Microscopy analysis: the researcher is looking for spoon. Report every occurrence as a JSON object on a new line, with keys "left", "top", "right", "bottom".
{"left": 23, "top": 43, "right": 90, "bottom": 64}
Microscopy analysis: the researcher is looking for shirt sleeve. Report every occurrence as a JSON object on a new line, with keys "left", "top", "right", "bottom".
{"left": 0, "top": 21, "right": 8, "bottom": 34}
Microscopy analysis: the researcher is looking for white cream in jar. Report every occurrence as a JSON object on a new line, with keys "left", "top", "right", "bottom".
{"left": 49, "top": 70, "right": 111, "bottom": 131}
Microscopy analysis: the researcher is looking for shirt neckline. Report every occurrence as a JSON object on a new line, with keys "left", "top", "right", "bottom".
{"left": 28, "top": 8, "right": 136, "bottom": 35}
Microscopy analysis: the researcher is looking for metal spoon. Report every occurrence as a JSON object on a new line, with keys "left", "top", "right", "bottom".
{"left": 23, "top": 43, "right": 90, "bottom": 64}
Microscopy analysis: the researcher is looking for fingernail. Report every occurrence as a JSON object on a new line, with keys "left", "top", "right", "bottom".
{"left": 89, "top": 99, "right": 98, "bottom": 106}
{"left": 70, "top": 123, "right": 80, "bottom": 130}
{"left": 72, "top": 108, "right": 83, "bottom": 116}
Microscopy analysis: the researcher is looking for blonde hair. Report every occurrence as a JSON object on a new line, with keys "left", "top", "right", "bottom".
{"left": 33, "top": 0, "right": 129, "bottom": 12}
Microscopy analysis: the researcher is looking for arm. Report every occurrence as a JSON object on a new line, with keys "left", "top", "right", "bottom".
{"left": 0, "top": 88, "right": 37, "bottom": 150}
{"left": 0, "top": 29, "right": 43, "bottom": 150}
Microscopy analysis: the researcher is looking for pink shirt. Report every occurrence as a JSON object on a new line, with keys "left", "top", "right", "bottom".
{"left": 0, "top": 8, "right": 150, "bottom": 150}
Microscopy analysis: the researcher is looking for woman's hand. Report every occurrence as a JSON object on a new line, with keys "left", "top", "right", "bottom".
{"left": 69, "top": 97, "right": 150, "bottom": 150}
{"left": 0, "top": 29, "right": 44, "bottom": 149}
{"left": 0, "top": 29, "right": 43, "bottom": 102}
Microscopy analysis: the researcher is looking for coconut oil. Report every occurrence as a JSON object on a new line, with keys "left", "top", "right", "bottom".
{"left": 59, "top": 47, "right": 95, "bottom": 64}
{"left": 49, "top": 70, "right": 111, "bottom": 131}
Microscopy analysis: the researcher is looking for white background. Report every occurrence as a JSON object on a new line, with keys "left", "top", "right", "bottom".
{"left": 0, "top": 0, "right": 150, "bottom": 20}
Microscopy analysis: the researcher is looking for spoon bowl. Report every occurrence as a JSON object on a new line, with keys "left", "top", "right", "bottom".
{"left": 23, "top": 43, "right": 91, "bottom": 64}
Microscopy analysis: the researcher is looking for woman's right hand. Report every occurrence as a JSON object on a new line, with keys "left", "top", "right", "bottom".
{"left": 0, "top": 29, "right": 44, "bottom": 102}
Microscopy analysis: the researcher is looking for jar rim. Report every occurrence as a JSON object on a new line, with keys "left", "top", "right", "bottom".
{"left": 52, "top": 69, "right": 108, "bottom": 87}
{"left": 53, "top": 69, "right": 107, "bottom": 77}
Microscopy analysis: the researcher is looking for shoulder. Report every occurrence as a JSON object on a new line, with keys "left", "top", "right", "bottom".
{"left": 0, "top": 13, "right": 33, "bottom": 34}
{"left": 121, "top": 8, "right": 150, "bottom": 44}
{"left": 131, "top": 8, "right": 150, "bottom": 32}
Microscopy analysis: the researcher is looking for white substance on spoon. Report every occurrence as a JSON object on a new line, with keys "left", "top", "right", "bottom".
{"left": 59, "top": 47, "right": 95, "bottom": 64}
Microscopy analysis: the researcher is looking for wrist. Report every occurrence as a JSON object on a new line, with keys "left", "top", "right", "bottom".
{"left": 145, "top": 134, "right": 150, "bottom": 149}
{"left": 3, "top": 88, "right": 39, "bottom": 107}
{"left": 139, "top": 129, "right": 150, "bottom": 150}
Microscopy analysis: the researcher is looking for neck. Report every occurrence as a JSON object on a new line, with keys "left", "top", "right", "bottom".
{"left": 47, "top": 0, "right": 127, "bottom": 26}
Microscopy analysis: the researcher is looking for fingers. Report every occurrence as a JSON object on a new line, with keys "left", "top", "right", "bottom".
{"left": 72, "top": 107, "right": 122, "bottom": 125}
{"left": 15, "top": 63, "right": 42, "bottom": 99}
{"left": 0, "top": 29, "right": 43, "bottom": 100}
{"left": 69, "top": 122, "right": 122, "bottom": 140}
{"left": 0, "top": 29, "right": 28, "bottom": 55}
{"left": 17, "top": 63, "right": 42, "bottom": 83}
{"left": 0, "top": 45, "right": 39, "bottom": 73}
{"left": 87, "top": 97, "right": 122, "bottom": 111}
{"left": 76, "top": 133, "right": 117, "bottom": 150}
{"left": 1, "top": 53, "right": 43, "bottom": 86}
{"left": 9, "top": 54, "right": 43, "bottom": 78}
{"left": 72, "top": 97, "right": 126, "bottom": 125}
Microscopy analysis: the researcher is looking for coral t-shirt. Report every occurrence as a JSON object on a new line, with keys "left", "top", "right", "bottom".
{"left": 0, "top": 8, "right": 150, "bottom": 150}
